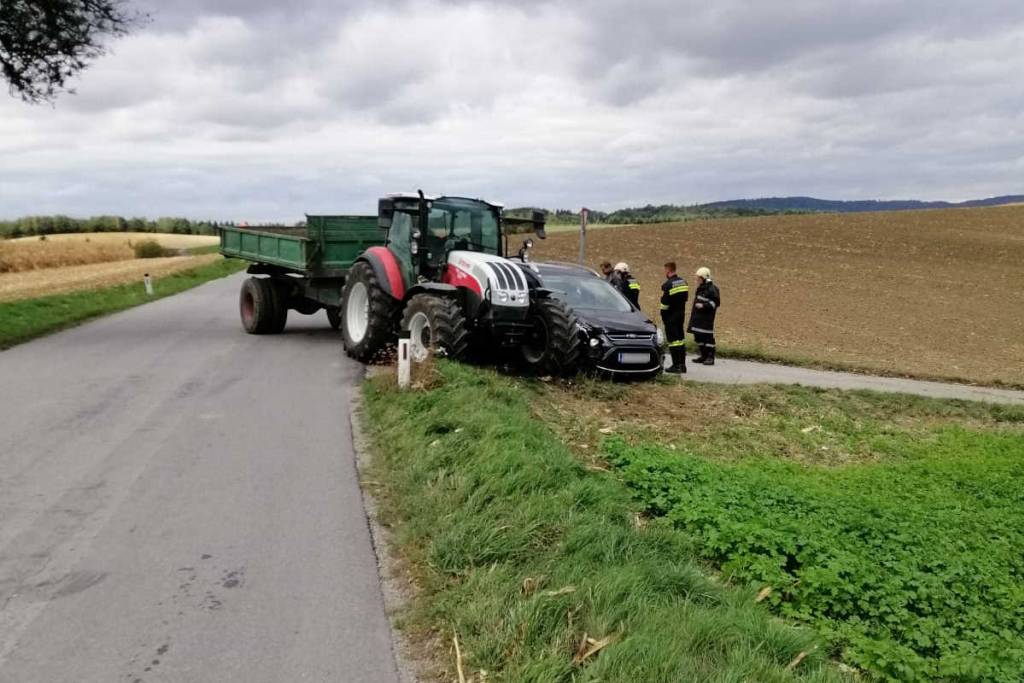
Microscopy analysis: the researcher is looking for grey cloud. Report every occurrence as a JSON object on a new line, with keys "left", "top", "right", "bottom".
{"left": 0, "top": 0, "right": 1021, "bottom": 220}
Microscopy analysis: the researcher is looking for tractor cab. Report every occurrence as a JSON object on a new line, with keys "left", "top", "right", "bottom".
{"left": 377, "top": 193, "right": 545, "bottom": 281}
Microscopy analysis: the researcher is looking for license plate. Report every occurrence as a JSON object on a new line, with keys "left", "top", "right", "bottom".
{"left": 619, "top": 352, "right": 651, "bottom": 365}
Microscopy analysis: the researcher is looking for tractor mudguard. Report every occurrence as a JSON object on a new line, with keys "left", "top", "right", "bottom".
{"left": 359, "top": 247, "right": 406, "bottom": 301}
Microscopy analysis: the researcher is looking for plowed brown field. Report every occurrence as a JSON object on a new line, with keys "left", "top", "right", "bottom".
{"left": 532, "top": 205, "right": 1024, "bottom": 387}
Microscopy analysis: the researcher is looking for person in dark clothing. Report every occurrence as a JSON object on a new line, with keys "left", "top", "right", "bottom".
{"left": 688, "top": 266, "right": 720, "bottom": 365}
{"left": 615, "top": 261, "right": 641, "bottom": 309}
{"left": 601, "top": 260, "right": 623, "bottom": 290}
{"left": 660, "top": 261, "right": 689, "bottom": 373}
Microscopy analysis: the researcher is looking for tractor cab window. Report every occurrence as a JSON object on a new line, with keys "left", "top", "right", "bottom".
{"left": 387, "top": 210, "right": 416, "bottom": 284}
{"left": 428, "top": 199, "right": 501, "bottom": 257}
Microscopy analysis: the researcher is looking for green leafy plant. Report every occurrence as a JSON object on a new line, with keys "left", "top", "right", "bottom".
{"left": 605, "top": 429, "right": 1024, "bottom": 682}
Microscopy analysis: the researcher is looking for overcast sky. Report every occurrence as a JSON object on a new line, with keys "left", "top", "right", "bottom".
{"left": 2, "top": 0, "right": 1022, "bottom": 221}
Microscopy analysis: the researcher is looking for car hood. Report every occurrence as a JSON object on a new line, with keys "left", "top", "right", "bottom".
{"left": 574, "top": 307, "right": 656, "bottom": 334}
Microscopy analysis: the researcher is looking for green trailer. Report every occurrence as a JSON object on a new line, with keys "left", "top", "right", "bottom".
{"left": 218, "top": 215, "right": 386, "bottom": 333}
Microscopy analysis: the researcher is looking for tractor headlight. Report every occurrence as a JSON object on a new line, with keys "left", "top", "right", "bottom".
{"left": 497, "top": 291, "right": 508, "bottom": 303}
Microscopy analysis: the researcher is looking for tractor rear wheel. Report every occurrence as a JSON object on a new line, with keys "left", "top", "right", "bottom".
{"left": 240, "top": 277, "right": 283, "bottom": 334}
{"left": 401, "top": 294, "right": 469, "bottom": 362}
{"left": 341, "top": 261, "right": 397, "bottom": 361}
{"left": 521, "top": 297, "right": 581, "bottom": 375}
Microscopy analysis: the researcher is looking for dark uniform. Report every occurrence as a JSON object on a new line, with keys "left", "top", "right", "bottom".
{"left": 688, "top": 278, "right": 720, "bottom": 364}
{"left": 660, "top": 273, "right": 689, "bottom": 372}
{"left": 621, "top": 272, "right": 641, "bottom": 309}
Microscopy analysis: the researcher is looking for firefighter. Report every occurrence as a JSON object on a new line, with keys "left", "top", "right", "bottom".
{"left": 688, "top": 266, "right": 720, "bottom": 365}
{"left": 660, "top": 261, "right": 689, "bottom": 373}
{"left": 615, "top": 262, "right": 641, "bottom": 309}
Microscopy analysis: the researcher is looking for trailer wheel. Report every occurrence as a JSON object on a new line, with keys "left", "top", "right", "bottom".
{"left": 521, "top": 297, "right": 581, "bottom": 375}
{"left": 266, "top": 279, "right": 288, "bottom": 334}
{"left": 240, "top": 277, "right": 281, "bottom": 334}
{"left": 326, "top": 307, "right": 342, "bottom": 330}
{"left": 341, "top": 261, "right": 396, "bottom": 361}
{"left": 401, "top": 294, "right": 469, "bottom": 362}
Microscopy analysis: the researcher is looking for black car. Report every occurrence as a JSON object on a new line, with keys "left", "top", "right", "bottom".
{"left": 529, "top": 262, "right": 663, "bottom": 379}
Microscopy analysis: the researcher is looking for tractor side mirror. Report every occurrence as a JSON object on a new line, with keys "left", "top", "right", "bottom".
{"left": 532, "top": 210, "right": 546, "bottom": 239}
{"left": 378, "top": 198, "right": 395, "bottom": 229}
{"left": 518, "top": 238, "right": 534, "bottom": 262}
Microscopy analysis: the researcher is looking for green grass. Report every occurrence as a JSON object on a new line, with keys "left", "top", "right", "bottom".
{"left": 362, "top": 363, "right": 847, "bottom": 682}
{"left": 0, "top": 258, "right": 244, "bottom": 349}
{"left": 602, "top": 388, "right": 1024, "bottom": 682}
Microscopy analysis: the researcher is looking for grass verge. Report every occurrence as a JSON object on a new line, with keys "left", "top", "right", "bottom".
{"left": 0, "top": 257, "right": 244, "bottom": 349}
{"left": 542, "top": 378, "right": 1024, "bottom": 682}
{"left": 362, "top": 362, "right": 847, "bottom": 682}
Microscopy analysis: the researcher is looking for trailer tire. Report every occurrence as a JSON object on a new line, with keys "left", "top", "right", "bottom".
{"left": 521, "top": 297, "right": 581, "bottom": 375}
{"left": 401, "top": 294, "right": 469, "bottom": 362}
{"left": 326, "top": 307, "right": 342, "bottom": 330}
{"left": 240, "top": 277, "right": 280, "bottom": 334}
{"left": 341, "top": 261, "right": 396, "bottom": 361}
{"left": 266, "top": 280, "right": 288, "bottom": 334}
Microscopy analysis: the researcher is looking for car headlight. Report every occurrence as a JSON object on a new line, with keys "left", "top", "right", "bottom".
{"left": 656, "top": 327, "right": 665, "bottom": 345}
{"left": 589, "top": 337, "right": 600, "bottom": 348}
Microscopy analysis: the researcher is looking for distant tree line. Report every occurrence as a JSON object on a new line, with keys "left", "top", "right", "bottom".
{"left": 0, "top": 215, "right": 230, "bottom": 239}
{"left": 506, "top": 204, "right": 812, "bottom": 225}
{"left": 507, "top": 194, "right": 1024, "bottom": 225}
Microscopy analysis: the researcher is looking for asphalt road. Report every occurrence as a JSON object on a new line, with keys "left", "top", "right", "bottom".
{"left": 668, "top": 355, "right": 1024, "bottom": 405}
{"left": 0, "top": 273, "right": 399, "bottom": 683}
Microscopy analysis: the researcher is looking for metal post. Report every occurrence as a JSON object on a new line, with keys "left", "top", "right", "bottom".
{"left": 143, "top": 273, "right": 153, "bottom": 296}
{"left": 397, "top": 330, "right": 411, "bottom": 389}
{"left": 577, "top": 207, "right": 589, "bottom": 265}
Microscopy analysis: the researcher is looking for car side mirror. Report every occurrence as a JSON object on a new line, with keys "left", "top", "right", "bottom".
{"left": 531, "top": 210, "right": 546, "bottom": 239}
{"left": 378, "top": 198, "right": 394, "bottom": 229}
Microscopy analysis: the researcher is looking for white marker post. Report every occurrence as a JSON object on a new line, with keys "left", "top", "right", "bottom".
{"left": 577, "top": 207, "right": 589, "bottom": 265}
{"left": 397, "top": 330, "right": 411, "bottom": 390}
{"left": 143, "top": 273, "right": 153, "bottom": 296}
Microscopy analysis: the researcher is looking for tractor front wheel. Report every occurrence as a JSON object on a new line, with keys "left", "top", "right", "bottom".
{"left": 340, "top": 261, "right": 396, "bottom": 361}
{"left": 401, "top": 294, "right": 469, "bottom": 362}
{"left": 521, "top": 297, "right": 581, "bottom": 375}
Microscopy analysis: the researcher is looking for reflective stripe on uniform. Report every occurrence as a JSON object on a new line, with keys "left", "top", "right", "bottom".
{"left": 669, "top": 285, "right": 689, "bottom": 295}
{"left": 660, "top": 304, "right": 669, "bottom": 310}
{"left": 690, "top": 326, "right": 714, "bottom": 333}
{"left": 628, "top": 283, "right": 640, "bottom": 290}
{"left": 668, "top": 340, "right": 685, "bottom": 347}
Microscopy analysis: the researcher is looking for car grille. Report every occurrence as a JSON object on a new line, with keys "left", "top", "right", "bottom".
{"left": 607, "top": 332, "right": 655, "bottom": 342}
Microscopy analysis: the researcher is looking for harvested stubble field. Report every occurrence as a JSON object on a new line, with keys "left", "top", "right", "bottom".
{"left": 8, "top": 231, "right": 218, "bottom": 249}
{"left": 533, "top": 205, "right": 1024, "bottom": 387}
{"left": 1, "top": 232, "right": 218, "bottom": 273}
{"left": 0, "top": 254, "right": 221, "bottom": 302}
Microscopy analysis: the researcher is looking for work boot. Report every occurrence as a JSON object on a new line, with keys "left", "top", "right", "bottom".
{"left": 678, "top": 346, "right": 687, "bottom": 373}
{"left": 665, "top": 347, "right": 682, "bottom": 374}
{"left": 704, "top": 347, "right": 716, "bottom": 366}
{"left": 693, "top": 345, "right": 707, "bottom": 364}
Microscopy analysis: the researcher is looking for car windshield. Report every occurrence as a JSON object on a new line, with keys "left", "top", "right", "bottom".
{"left": 427, "top": 198, "right": 501, "bottom": 255}
{"left": 542, "top": 273, "right": 633, "bottom": 312}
